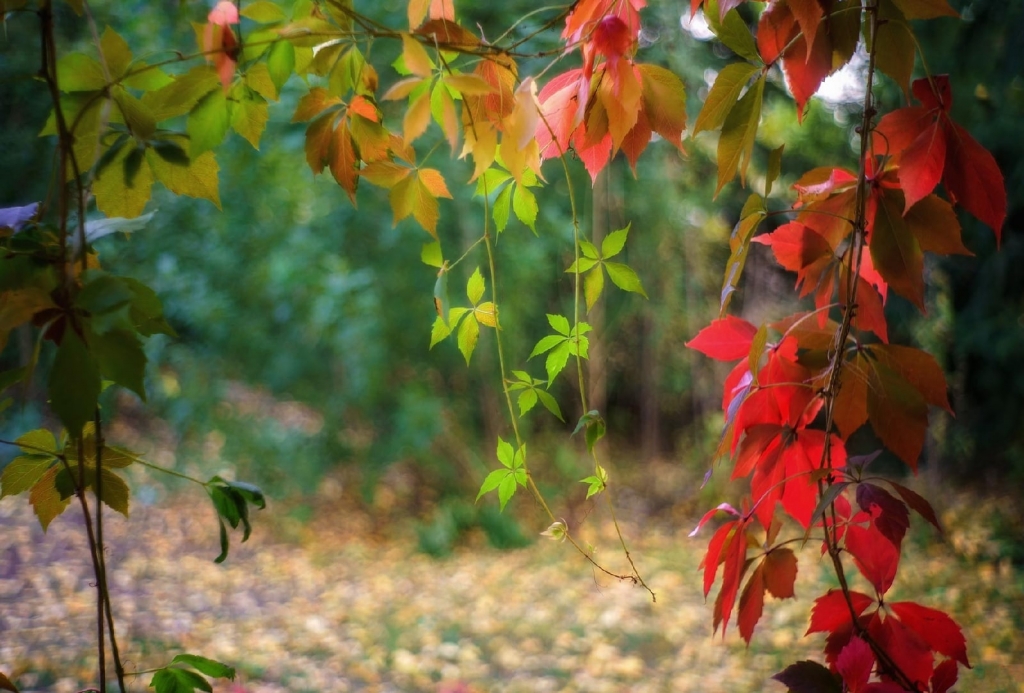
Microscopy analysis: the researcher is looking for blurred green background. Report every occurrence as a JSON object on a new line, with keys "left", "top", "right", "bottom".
{"left": 1, "top": 1, "right": 1022, "bottom": 560}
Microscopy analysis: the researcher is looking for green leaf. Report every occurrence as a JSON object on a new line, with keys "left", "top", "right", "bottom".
{"left": 475, "top": 166, "right": 512, "bottom": 197}
{"left": 17, "top": 428, "right": 58, "bottom": 454}
{"left": 720, "top": 195, "right": 765, "bottom": 315}
{"left": 530, "top": 335, "right": 563, "bottom": 359}
{"left": 49, "top": 330, "right": 101, "bottom": 435}
{"left": 512, "top": 184, "right": 538, "bottom": 233}
{"left": 466, "top": 267, "right": 486, "bottom": 305}
{"left": 601, "top": 225, "right": 630, "bottom": 258}
{"left": 547, "top": 313, "right": 570, "bottom": 336}
{"left": 187, "top": 89, "right": 230, "bottom": 157}
{"left": 536, "top": 389, "right": 564, "bottom": 421}
{"left": 241, "top": 0, "right": 286, "bottom": 22}
{"left": 694, "top": 63, "right": 760, "bottom": 136}
{"left": 580, "top": 240, "right": 600, "bottom": 259}
{"left": 89, "top": 328, "right": 148, "bottom": 400}
{"left": 150, "top": 667, "right": 213, "bottom": 693}
{"left": 766, "top": 144, "right": 784, "bottom": 197}
{"left": 457, "top": 314, "right": 479, "bottom": 364}
{"left": 705, "top": 0, "right": 760, "bottom": 62}
{"left": 517, "top": 388, "right": 538, "bottom": 416}
{"left": 421, "top": 241, "right": 443, "bottom": 268}
{"left": 583, "top": 266, "right": 604, "bottom": 312}
{"left": 432, "top": 266, "right": 450, "bottom": 324}
{"left": 267, "top": 41, "right": 296, "bottom": 91}
{"left": 604, "top": 262, "right": 647, "bottom": 297}
{"left": 497, "top": 471, "right": 518, "bottom": 509}
{"left": 544, "top": 342, "right": 573, "bottom": 384}
{"left": 168, "top": 655, "right": 235, "bottom": 681}
{"left": 0, "top": 367, "right": 26, "bottom": 396}
{"left": 495, "top": 437, "right": 513, "bottom": 468}
{"left": 492, "top": 184, "right": 513, "bottom": 233}
{"left": 57, "top": 53, "right": 106, "bottom": 92}
{"left": 77, "top": 273, "right": 133, "bottom": 321}
{"left": 476, "top": 469, "right": 506, "bottom": 501}
{"left": 716, "top": 74, "right": 765, "bottom": 195}
{"left": 565, "top": 257, "right": 599, "bottom": 273}
{"left": 1, "top": 455, "right": 55, "bottom": 498}
{"left": 585, "top": 416, "right": 606, "bottom": 453}
{"left": 429, "top": 315, "right": 451, "bottom": 348}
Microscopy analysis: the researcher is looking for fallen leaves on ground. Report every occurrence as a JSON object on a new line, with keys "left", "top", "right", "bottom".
{"left": 1, "top": 491, "right": 1022, "bottom": 693}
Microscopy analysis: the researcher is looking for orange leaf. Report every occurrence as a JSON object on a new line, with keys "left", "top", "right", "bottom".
{"left": 293, "top": 87, "right": 343, "bottom": 122}
{"left": 329, "top": 122, "right": 359, "bottom": 202}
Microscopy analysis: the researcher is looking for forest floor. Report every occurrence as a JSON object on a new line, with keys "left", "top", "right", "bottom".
{"left": 1, "top": 482, "right": 1023, "bottom": 693}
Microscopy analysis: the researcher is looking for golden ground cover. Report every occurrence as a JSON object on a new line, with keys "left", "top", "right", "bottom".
{"left": 1, "top": 488, "right": 1022, "bottom": 692}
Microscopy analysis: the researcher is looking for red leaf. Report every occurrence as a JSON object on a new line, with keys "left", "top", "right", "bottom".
{"left": 764, "top": 547, "right": 798, "bottom": 599}
{"left": 889, "top": 601, "right": 970, "bottom": 667}
{"left": 866, "top": 359, "right": 928, "bottom": 470}
{"left": 807, "top": 589, "right": 874, "bottom": 635}
{"left": 931, "top": 658, "right": 959, "bottom": 693}
{"left": 871, "top": 612, "right": 934, "bottom": 690}
{"left": 757, "top": 1, "right": 832, "bottom": 119}
{"left": 904, "top": 194, "right": 972, "bottom": 257}
{"left": 943, "top": 121, "right": 1007, "bottom": 241}
{"left": 738, "top": 563, "right": 766, "bottom": 643}
{"left": 855, "top": 482, "right": 910, "bottom": 547}
{"left": 874, "top": 106, "right": 933, "bottom": 158}
{"left": 686, "top": 316, "right": 758, "bottom": 361}
{"left": 773, "top": 660, "right": 843, "bottom": 693}
{"left": 845, "top": 524, "right": 899, "bottom": 596}
{"left": 713, "top": 516, "right": 753, "bottom": 635}
{"left": 912, "top": 74, "right": 952, "bottom": 112}
{"left": 836, "top": 636, "right": 874, "bottom": 693}
{"left": 887, "top": 480, "right": 942, "bottom": 533}
{"left": 869, "top": 187, "right": 924, "bottom": 311}
{"left": 700, "top": 519, "right": 737, "bottom": 597}
{"left": 867, "top": 343, "right": 951, "bottom": 412}
{"left": 897, "top": 121, "right": 946, "bottom": 211}
{"left": 689, "top": 502, "right": 740, "bottom": 538}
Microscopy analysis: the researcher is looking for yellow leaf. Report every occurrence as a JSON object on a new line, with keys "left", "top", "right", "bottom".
{"left": 148, "top": 148, "right": 221, "bottom": 209}
{"left": 349, "top": 114, "right": 390, "bottom": 162}
{"left": 401, "top": 33, "right": 434, "bottom": 78}
{"left": 418, "top": 168, "right": 452, "bottom": 198}
{"left": 390, "top": 171, "right": 449, "bottom": 237}
{"left": 408, "top": 0, "right": 430, "bottom": 29}
{"left": 29, "top": 467, "right": 71, "bottom": 532}
{"left": 434, "top": 84, "right": 459, "bottom": 151}
{"left": 361, "top": 161, "right": 412, "bottom": 188}
{"left": 100, "top": 26, "right": 132, "bottom": 80}
{"left": 403, "top": 90, "right": 432, "bottom": 144}
{"left": 382, "top": 76, "right": 425, "bottom": 101}
{"left": 230, "top": 93, "right": 270, "bottom": 148}
{"left": 93, "top": 146, "right": 154, "bottom": 218}
{"left": 443, "top": 73, "right": 495, "bottom": 96}
{"left": 474, "top": 301, "right": 498, "bottom": 328}
{"left": 0, "top": 289, "right": 56, "bottom": 352}
{"left": 245, "top": 62, "right": 278, "bottom": 101}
